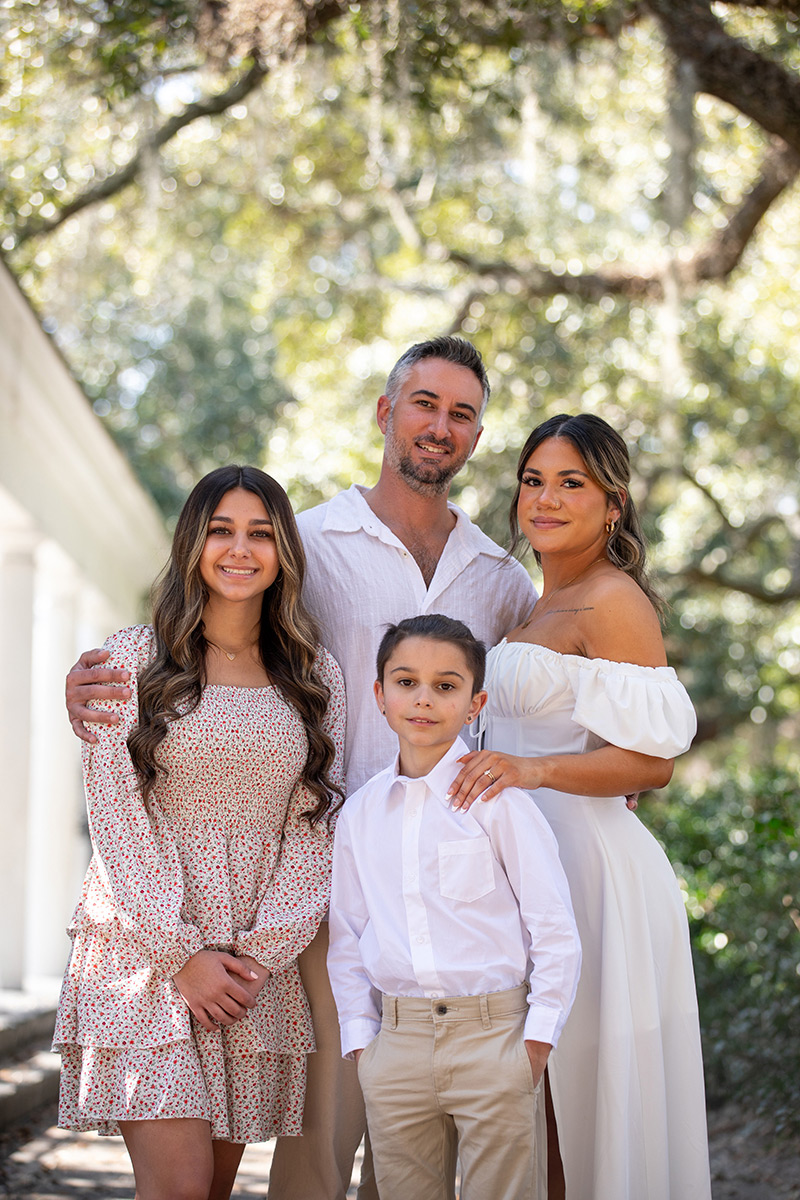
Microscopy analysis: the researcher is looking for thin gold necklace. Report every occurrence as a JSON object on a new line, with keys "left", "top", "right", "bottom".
{"left": 207, "top": 639, "right": 258, "bottom": 662}
{"left": 522, "top": 555, "right": 607, "bottom": 628}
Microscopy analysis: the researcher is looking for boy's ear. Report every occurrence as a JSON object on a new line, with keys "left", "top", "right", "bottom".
{"left": 465, "top": 690, "right": 488, "bottom": 725}
{"left": 373, "top": 678, "right": 385, "bottom": 714}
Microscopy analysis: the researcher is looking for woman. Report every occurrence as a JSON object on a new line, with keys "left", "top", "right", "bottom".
{"left": 53, "top": 465, "right": 345, "bottom": 1200}
{"left": 448, "top": 415, "right": 711, "bottom": 1200}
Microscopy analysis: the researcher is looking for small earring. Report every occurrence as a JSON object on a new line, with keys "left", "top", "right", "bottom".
{"left": 606, "top": 518, "right": 618, "bottom": 535}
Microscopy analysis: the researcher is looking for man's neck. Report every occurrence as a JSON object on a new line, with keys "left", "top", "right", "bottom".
{"left": 364, "top": 469, "right": 457, "bottom": 587}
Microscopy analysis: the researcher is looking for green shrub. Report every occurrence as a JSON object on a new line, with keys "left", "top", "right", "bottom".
{"left": 645, "top": 760, "right": 800, "bottom": 1135}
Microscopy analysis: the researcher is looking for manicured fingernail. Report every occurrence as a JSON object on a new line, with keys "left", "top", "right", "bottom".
{"left": 249, "top": 971, "right": 259, "bottom": 979}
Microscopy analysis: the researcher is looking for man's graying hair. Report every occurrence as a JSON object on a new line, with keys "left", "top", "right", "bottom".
{"left": 384, "top": 337, "right": 490, "bottom": 416}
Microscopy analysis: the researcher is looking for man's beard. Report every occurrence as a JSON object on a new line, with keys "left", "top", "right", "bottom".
{"left": 384, "top": 414, "right": 468, "bottom": 496}
{"left": 395, "top": 451, "right": 458, "bottom": 495}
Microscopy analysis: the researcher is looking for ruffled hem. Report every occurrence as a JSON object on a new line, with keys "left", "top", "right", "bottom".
{"left": 55, "top": 925, "right": 315, "bottom": 1054}
{"left": 57, "top": 1039, "right": 306, "bottom": 1141}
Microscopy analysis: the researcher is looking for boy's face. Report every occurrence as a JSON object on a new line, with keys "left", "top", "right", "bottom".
{"left": 374, "top": 636, "right": 487, "bottom": 767}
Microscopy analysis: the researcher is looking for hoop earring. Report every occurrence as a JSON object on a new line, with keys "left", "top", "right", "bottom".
{"left": 606, "top": 519, "right": 618, "bottom": 536}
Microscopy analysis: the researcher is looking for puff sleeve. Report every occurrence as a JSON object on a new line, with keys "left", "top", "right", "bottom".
{"left": 572, "top": 659, "right": 697, "bottom": 758}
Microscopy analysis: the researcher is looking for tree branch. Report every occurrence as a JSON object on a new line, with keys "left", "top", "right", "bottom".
{"left": 646, "top": 0, "right": 800, "bottom": 157}
{"left": 13, "top": 61, "right": 267, "bottom": 245}
{"left": 682, "top": 563, "right": 800, "bottom": 604}
{"left": 11, "top": 1, "right": 356, "bottom": 245}
{"left": 447, "top": 288, "right": 485, "bottom": 335}
{"left": 446, "top": 141, "right": 797, "bottom": 303}
{"left": 692, "top": 139, "right": 800, "bottom": 281}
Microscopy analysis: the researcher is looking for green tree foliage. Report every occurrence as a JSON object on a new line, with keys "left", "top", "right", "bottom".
{"left": 647, "top": 760, "right": 800, "bottom": 1132}
{"left": 0, "top": 12, "right": 798, "bottom": 687}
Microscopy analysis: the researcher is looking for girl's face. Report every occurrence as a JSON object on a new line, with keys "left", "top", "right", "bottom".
{"left": 199, "top": 487, "right": 280, "bottom": 604}
{"left": 516, "top": 437, "right": 620, "bottom": 557}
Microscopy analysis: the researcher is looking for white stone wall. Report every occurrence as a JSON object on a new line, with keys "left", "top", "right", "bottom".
{"left": 0, "top": 261, "right": 169, "bottom": 989}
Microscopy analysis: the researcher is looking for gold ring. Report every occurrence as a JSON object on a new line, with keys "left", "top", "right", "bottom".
{"left": 483, "top": 769, "right": 495, "bottom": 783}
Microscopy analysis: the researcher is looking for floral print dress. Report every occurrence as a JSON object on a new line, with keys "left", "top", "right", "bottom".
{"left": 53, "top": 625, "right": 345, "bottom": 1143}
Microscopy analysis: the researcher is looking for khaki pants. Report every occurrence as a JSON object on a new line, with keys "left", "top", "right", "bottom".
{"left": 357, "top": 986, "right": 542, "bottom": 1200}
{"left": 268, "top": 924, "right": 377, "bottom": 1200}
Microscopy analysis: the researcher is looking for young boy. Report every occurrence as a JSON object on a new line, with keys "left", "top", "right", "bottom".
{"left": 327, "top": 614, "right": 581, "bottom": 1200}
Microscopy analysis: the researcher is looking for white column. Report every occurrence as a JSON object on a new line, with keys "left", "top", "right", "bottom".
{"left": 25, "top": 542, "right": 82, "bottom": 981}
{"left": 0, "top": 520, "right": 39, "bottom": 989}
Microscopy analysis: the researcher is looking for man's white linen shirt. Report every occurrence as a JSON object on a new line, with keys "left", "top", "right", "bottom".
{"left": 296, "top": 485, "right": 536, "bottom": 791}
{"left": 327, "top": 737, "right": 581, "bottom": 1058}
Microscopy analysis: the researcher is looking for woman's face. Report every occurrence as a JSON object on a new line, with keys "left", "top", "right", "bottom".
{"left": 516, "top": 436, "right": 620, "bottom": 557}
{"left": 199, "top": 487, "right": 281, "bottom": 604}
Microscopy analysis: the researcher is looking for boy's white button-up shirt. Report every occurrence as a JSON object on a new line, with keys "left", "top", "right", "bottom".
{"left": 297, "top": 486, "right": 536, "bottom": 792}
{"left": 327, "top": 737, "right": 581, "bottom": 1058}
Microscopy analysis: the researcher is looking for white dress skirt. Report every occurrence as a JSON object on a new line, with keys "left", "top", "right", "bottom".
{"left": 485, "top": 639, "right": 712, "bottom": 1200}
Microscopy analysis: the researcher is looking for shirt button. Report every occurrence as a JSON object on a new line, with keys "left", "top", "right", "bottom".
{"left": 415, "top": 935, "right": 426, "bottom": 944}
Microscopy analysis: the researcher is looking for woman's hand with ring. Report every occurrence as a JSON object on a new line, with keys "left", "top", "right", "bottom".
{"left": 447, "top": 750, "right": 531, "bottom": 810}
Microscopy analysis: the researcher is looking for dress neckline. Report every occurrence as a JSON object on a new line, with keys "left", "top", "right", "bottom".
{"left": 203, "top": 683, "right": 276, "bottom": 692}
{"left": 492, "top": 638, "right": 676, "bottom": 676}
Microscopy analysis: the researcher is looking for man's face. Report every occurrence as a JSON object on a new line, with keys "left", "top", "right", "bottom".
{"left": 378, "top": 359, "right": 484, "bottom": 496}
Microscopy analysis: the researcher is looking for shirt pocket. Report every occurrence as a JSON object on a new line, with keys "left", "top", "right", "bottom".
{"left": 438, "top": 837, "right": 496, "bottom": 903}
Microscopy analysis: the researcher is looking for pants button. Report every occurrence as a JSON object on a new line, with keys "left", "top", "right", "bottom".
{"left": 436, "top": 1004, "right": 447, "bottom": 1014}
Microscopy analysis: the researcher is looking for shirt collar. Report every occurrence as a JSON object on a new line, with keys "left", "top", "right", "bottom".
{"left": 391, "top": 736, "right": 471, "bottom": 807}
{"left": 321, "top": 484, "right": 507, "bottom": 561}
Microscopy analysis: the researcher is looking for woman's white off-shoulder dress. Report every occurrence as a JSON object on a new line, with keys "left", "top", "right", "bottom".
{"left": 485, "top": 639, "right": 712, "bottom": 1200}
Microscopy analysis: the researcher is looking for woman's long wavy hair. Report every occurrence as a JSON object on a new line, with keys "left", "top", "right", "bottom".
{"left": 508, "top": 413, "right": 664, "bottom": 615}
{"left": 127, "top": 465, "right": 343, "bottom": 823}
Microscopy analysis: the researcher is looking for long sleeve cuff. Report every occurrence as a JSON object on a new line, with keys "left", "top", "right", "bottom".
{"left": 233, "top": 909, "right": 324, "bottom": 973}
{"left": 523, "top": 1004, "right": 562, "bottom": 1048}
{"left": 153, "top": 927, "right": 206, "bottom": 980}
{"left": 340, "top": 1017, "right": 381, "bottom": 1061}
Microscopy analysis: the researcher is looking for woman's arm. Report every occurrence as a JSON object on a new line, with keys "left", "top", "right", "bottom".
{"left": 448, "top": 743, "right": 673, "bottom": 810}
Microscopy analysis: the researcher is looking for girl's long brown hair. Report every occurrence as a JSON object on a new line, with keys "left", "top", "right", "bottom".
{"left": 508, "top": 413, "right": 664, "bottom": 615}
{"left": 127, "top": 465, "right": 342, "bottom": 823}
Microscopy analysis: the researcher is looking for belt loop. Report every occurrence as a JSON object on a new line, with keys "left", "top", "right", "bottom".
{"left": 480, "top": 993, "right": 491, "bottom": 1030}
{"left": 384, "top": 995, "right": 397, "bottom": 1030}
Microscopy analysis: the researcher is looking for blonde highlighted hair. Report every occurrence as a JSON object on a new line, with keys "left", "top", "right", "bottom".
{"left": 127, "top": 465, "right": 342, "bottom": 822}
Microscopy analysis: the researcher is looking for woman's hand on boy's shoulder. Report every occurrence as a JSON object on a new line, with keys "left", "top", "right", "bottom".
{"left": 447, "top": 749, "right": 540, "bottom": 810}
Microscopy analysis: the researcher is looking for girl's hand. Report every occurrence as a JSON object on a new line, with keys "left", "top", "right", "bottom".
{"left": 173, "top": 950, "right": 260, "bottom": 1032}
{"left": 447, "top": 750, "right": 539, "bottom": 811}
{"left": 236, "top": 954, "right": 271, "bottom": 1003}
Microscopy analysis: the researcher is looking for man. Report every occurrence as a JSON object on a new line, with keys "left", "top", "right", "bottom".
{"left": 66, "top": 336, "right": 537, "bottom": 1199}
